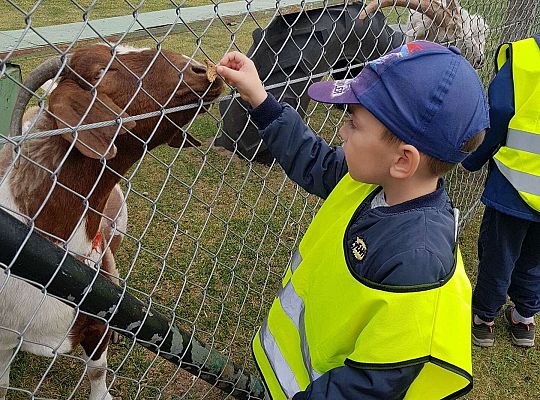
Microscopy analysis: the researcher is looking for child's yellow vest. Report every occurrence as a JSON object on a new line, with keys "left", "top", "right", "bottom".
{"left": 253, "top": 174, "right": 472, "bottom": 399}
{"left": 493, "top": 36, "right": 540, "bottom": 212}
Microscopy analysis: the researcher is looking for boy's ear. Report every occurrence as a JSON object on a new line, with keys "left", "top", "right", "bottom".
{"left": 390, "top": 144, "right": 420, "bottom": 179}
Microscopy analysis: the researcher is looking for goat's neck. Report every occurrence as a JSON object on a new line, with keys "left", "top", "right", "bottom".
{"left": 7, "top": 136, "right": 120, "bottom": 244}
{"left": 105, "top": 122, "right": 172, "bottom": 175}
{"left": 5, "top": 121, "right": 177, "bottom": 245}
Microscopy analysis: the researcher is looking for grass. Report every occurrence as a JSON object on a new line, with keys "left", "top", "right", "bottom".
{"left": 460, "top": 209, "right": 540, "bottom": 400}
{"left": 0, "top": 1, "right": 240, "bottom": 31}
{"left": 2, "top": 1, "right": 540, "bottom": 399}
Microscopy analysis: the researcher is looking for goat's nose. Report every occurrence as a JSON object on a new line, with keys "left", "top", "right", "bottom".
{"left": 190, "top": 64, "right": 207, "bottom": 76}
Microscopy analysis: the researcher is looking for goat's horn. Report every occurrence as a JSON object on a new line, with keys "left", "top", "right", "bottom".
{"left": 10, "top": 55, "right": 71, "bottom": 136}
{"left": 359, "top": 0, "right": 458, "bottom": 32}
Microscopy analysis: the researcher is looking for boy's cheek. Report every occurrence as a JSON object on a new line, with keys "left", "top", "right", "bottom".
{"left": 338, "top": 127, "right": 347, "bottom": 141}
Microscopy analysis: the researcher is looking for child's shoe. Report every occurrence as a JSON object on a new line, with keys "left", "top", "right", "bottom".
{"left": 504, "top": 305, "right": 535, "bottom": 348}
{"left": 472, "top": 316, "right": 494, "bottom": 347}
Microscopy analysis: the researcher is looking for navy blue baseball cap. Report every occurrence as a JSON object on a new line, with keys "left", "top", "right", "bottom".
{"left": 308, "top": 41, "right": 489, "bottom": 163}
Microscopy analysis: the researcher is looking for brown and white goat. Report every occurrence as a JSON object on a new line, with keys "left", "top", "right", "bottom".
{"left": 361, "top": 0, "right": 489, "bottom": 68}
{"left": 0, "top": 44, "right": 223, "bottom": 399}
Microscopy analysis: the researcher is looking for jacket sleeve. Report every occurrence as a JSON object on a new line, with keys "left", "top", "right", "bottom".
{"left": 461, "top": 61, "right": 514, "bottom": 172}
{"left": 291, "top": 364, "right": 423, "bottom": 400}
{"left": 249, "top": 94, "right": 348, "bottom": 199}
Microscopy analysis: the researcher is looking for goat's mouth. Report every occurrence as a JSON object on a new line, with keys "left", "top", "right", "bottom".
{"left": 200, "top": 77, "right": 224, "bottom": 100}
{"left": 187, "top": 78, "right": 224, "bottom": 111}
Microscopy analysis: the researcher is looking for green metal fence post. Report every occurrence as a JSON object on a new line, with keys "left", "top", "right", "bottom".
{"left": 0, "top": 208, "right": 266, "bottom": 399}
{"left": 0, "top": 63, "right": 21, "bottom": 143}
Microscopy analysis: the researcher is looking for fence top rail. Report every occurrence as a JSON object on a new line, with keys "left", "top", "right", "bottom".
{"left": 0, "top": 0, "right": 345, "bottom": 58}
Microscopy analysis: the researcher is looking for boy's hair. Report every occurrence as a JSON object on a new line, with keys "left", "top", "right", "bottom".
{"left": 381, "top": 129, "right": 486, "bottom": 176}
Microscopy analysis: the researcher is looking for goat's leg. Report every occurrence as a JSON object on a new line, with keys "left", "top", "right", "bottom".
{"left": 101, "top": 248, "right": 121, "bottom": 345}
{"left": 102, "top": 184, "right": 127, "bottom": 257}
{"left": 0, "top": 349, "right": 13, "bottom": 400}
{"left": 101, "top": 184, "right": 127, "bottom": 345}
{"left": 82, "top": 328, "right": 115, "bottom": 400}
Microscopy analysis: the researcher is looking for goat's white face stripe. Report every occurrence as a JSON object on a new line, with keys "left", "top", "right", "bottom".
{"left": 182, "top": 55, "right": 205, "bottom": 70}
{"left": 116, "top": 45, "right": 151, "bottom": 54}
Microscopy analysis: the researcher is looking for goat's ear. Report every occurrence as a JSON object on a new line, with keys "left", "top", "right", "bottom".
{"left": 68, "top": 48, "right": 119, "bottom": 87}
{"left": 91, "top": 66, "right": 119, "bottom": 86}
{"left": 49, "top": 79, "right": 136, "bottom": 160}
{"left": 167, "top": 131, "right": 201, "bottom": 148}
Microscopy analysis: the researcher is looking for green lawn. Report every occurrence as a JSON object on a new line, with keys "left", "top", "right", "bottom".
{"left": 460, "top": 210, "right": 540, "bottom": 400}
{"left": 0, "top": 1, "right": 240, "bottom": 31}
{"left": 2, "top": 1, "right": 540, "bottom": 399}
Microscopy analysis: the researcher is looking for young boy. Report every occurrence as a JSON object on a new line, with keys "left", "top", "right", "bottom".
{"left": 462, "top": 34, "right": 540, "bottom": 348}
{"left": 217, "top": 41, "right": 488, "bottom": 399}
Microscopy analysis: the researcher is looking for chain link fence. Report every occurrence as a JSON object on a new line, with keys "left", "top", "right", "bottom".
{"left": 0, "top": 0, "right": 538, "bottom": 399}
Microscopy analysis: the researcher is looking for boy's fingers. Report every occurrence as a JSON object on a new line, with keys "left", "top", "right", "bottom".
{"left": 215, "top": 65, "right": 241, "bottom": 85}
{"left": 219, "top": 51, "right": 245, "bottom": 68}
{"left": 218, "top": 54, "right": 233, "bottom": 68}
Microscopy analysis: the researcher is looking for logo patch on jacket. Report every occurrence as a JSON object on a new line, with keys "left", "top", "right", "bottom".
{"left": 351, "top": 236, "right": 367, "bottom": 261}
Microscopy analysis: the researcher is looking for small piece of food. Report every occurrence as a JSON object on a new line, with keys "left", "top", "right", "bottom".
{"left": 204, "top": 59, "right": 218, "bottom": 83}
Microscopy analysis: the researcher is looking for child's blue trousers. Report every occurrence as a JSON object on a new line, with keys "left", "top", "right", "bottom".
{"left": 472, "top": 206, "right": 540, "bottom": 321}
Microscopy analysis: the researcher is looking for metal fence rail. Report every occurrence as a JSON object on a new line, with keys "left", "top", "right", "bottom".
{"left": 0, "top": 207, "right": 265, "bottom": 399}
{"left": 0, "top": 0, "right": 538, "bottom": 399}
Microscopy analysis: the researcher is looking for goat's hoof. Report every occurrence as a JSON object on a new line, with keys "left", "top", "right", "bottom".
{"left": 111, "top": 331, "right": 121, "bottom": 344}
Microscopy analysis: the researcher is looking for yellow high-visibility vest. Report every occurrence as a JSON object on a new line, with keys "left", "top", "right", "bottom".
{"left": 253, "top": 174, "right": 472, "bottom": 400}
{"left": 493, "top": 36, "right": 540, "bottom": 212}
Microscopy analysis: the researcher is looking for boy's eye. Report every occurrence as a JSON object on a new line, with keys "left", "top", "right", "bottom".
{"left": 346, "top": 117, "right": 356, "bottom": 128}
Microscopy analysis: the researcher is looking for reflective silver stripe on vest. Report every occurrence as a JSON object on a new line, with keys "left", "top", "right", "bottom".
{"left": 259, "top": 317, "right": 301, "bottom": 397}
{"left": 291, "top": 250, "right": 302, "bottom": 273}
{"left": 494, "top": 158, "right": 540, "bottom": 196}
{"left": 280, "top": 282, "right": 322, "bottom": 381}
{"left": 507, "top": 128, "right": 540, "bottom": 155}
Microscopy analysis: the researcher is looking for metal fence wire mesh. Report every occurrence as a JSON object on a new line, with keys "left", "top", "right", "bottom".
{"left": 0, "top": 0, "right": 538, "bottom": 399}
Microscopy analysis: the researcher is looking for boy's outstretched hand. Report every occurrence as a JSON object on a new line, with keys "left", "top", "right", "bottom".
{"left": 217, "top": 51, "right": 268, "bottom": 108}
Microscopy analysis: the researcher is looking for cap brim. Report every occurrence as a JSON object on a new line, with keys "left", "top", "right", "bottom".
{"left": 307, "top": 79, "right": 360, "bottom": 104}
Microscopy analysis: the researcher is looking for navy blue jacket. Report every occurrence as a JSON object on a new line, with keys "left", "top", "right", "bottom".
{"left": 250, "top": 94, "right": 458, "bottom": 400}
{"left": 461, "top": 61, "right": 540, "bottom": 222}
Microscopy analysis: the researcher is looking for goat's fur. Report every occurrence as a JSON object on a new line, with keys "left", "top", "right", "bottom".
{"left": 361, "top": 0, "right": 489, "bottom": 68}
{"left": 0, "top": 44, "right": 223, "bottom": 399}
{"left": 406, "top": 1, "right": 489, "bottom": 68}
